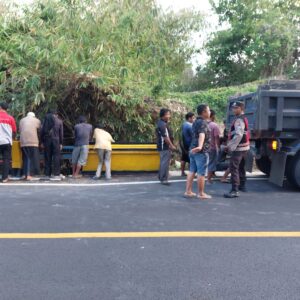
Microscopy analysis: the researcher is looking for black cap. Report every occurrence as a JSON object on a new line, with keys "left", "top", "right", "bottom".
{"left": 232, "top": 101, "right": 244, "bottom": 108}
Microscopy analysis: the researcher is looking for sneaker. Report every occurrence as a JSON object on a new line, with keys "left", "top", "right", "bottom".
{"left": 50, "top": 176, "right": 61, "bottom": 181}
{"left": 92, "top": 176, "right": 101, "bottom": 180}
{"left": 160, "top": 181, "right": 171, "bottom": 186}
{"left": 60, "top": 174, "right": 66, "bottom": 180}
{"left": 224, "top": 190, "right": 240, "bottom": 198}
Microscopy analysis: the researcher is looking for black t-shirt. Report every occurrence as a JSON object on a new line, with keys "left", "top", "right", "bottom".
{"left": 190, "top": 117, "right": 210, "bottom": 153}
{"left": 156, "top": 119, "right": 170, "bottom": 151}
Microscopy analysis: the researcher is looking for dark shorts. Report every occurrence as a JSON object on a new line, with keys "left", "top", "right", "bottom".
{"left": 208, "top": 149, "right": 218, "bottom": 172}
{"left": 181, "top": 146, "right": 190, "bottom": 163}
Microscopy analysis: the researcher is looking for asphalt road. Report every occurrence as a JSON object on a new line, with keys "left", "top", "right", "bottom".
{"left": 0, "top": 178, "right": 300, "bottom": 300}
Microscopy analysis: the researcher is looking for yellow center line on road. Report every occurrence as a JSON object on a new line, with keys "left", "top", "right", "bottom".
{"left": 0, "top": 232, "right": 300, "bottom": 239}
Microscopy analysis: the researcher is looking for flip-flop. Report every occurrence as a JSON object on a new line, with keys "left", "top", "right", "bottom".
{"left": 184, "top": 192, "right": 197, "bottom": 198}
{"left": 197, "top": 194, "right": 212, "bottom": 200}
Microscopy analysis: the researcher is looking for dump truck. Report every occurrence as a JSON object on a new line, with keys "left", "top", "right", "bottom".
{"left": 226, "top": 80, "right": 300, "bottom": 189}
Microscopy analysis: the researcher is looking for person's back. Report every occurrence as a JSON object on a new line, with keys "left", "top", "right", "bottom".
{"left": 93, "top": 126, "right": 115, "bottom": 180}
{"left": 71, "top": 117, "right": 92, "bottom": 179}
{"left": 19, "top": 113, "right": 41, "bottom": 180}
{"left": 94, "top": 128, "right": 114, "bottom": 150}
{"left": 41, "top": 113, "right": 63, "bottom": 144}
{"left": 50, "top": 115, "right": 63, "bottom": 142}
{"left": 0, "top": 109, "right": 16, "bottom": 146}
{"left": 41, "top": 111, "right": 64, "bottom": 180}
{"left": 75, "top": 123, "right": 93, "bottom": 146}
{"left": 0, "top": 102, "right": 17, "bottom": 182}
{"left": 19, "top": 114, "right": 41, "bottom": 147}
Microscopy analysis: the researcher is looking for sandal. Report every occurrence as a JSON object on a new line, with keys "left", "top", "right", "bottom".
{"left": 184, "top": 192, "right": 197, "bottom": 198}
{"left": 197, "top": 193, "right": 212, "bottom": 200}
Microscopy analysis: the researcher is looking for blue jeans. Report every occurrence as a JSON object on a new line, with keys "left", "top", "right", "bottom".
{"left": 189, "top": 152, "right": 209, "bottom": 176}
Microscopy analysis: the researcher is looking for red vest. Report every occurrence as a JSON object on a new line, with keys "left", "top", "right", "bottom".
{"left": 229, "top": 115, "right": 250, "bottom": 148}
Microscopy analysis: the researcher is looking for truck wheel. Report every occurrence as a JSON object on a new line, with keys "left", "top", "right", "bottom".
{"left": 286, "top": 152, "right": 300, "bottom": 189}
{"left": 255, "top": 156, "right": 271, "bottom": 175}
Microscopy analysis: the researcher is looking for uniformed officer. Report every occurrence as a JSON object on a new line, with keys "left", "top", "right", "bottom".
{"left": 224, "top": 101, "right": 250, "bottom": 198}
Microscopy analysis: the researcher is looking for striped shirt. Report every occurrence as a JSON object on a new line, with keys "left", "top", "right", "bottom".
{"left": 0, "top": 110, "right": 17, "bottom": 145}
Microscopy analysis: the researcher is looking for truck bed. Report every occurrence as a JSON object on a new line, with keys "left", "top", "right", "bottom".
{"left": 226, "top": 80, "right": 300, "bottom": 140}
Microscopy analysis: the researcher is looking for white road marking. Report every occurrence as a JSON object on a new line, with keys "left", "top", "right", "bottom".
{"left": 0, "top": 177, "right": 268, "bottom": 187}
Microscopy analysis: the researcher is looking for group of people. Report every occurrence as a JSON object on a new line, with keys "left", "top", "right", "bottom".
{"left": 156, "top": 101, "right": 250, "bottom": 199}
{"left": 1, "top": 99, "right": 249, "bottom": 194}
{"left": 0, "top": 102, "right": 114, "bottom": 182}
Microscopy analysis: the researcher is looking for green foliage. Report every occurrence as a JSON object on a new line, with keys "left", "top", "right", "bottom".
{"left": 201, "top": 0, "right": 300, "bottom": 87}
{"left": 167, "top": 81, "right": 261, "bottom": 120}
{"left": 0, "top": 0, "right": 203, "bottom": 141}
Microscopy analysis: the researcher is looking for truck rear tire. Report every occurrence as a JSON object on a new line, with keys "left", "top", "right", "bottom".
{"left": 256, "top": 156, "right": 271, "bottom": 175}
{"left": 286, "top": 152, "right": 300, "bottom": 189}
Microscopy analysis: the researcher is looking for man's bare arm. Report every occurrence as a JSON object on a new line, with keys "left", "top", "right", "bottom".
{"left": 192, "top": 133, "right": 205, "bottom": 153}
{"left": 164, "top": 136, "right": 176, "bottom": 150}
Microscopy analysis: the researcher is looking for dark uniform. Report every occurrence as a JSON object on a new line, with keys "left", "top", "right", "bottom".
{"left": 224, "top": 105, "right": 250, "bottom": 198}
{"left": 156, "top": 119, "right": 172, "bottom": 183}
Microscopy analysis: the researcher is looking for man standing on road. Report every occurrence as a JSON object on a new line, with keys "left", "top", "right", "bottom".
{"left": 0, "top": 102, "right": 17, "bottom": 183}
{"left": 185, "top": 104, "right": 211, "bottom": 199}
{"left": 93, "top": 124, "right": 115, "bottom": 180}
{"left": 180, "top": 112, "right": 195, "bottom": 177}
{"left": 156, "top": 108, "right": 176, "bottom": 185}
{"left": 71, "top": 116, "right": 93, "bottom": 179}
{"left": 41, "top": 108, "right": 64, "bottom": 181}
{"left": 207, "top": 110, "right": 220, "bottom": 183}
{"left": 224, "top": 101, "right": 250, "bottom": 198}
{"left": 19, "top": 112, "right": 41, "bottom": 181}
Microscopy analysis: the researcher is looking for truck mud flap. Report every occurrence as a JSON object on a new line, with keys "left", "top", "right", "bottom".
{"left": 269, "top": 152, "right": 287, "bottom": 187}
{"left": 245, "top": 148, "right": 255, "bottom": 173}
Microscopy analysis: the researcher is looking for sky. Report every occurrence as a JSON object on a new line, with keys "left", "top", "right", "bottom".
{"left": 14, "top": 0, "right": 221, "bottom": 67}
{"left": 158, "top": 0, "right": 220, "bottom": 65}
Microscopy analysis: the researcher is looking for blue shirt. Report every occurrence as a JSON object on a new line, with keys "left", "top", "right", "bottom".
{"left": 182, "top": 121, "right": 193, "bottom": 148}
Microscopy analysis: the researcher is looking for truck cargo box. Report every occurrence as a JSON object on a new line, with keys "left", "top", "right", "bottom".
{"left": 227, "top": 80, "right": 300, "bottom": 140}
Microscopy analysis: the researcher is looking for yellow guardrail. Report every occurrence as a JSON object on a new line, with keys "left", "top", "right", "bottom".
{"left": 12, "top": 141, "right": 22, "bottom": 169}
{"left": 83, "top": 145, "right": 160, "bottom": 172}
{"left": 11, "top": 141, "right": 160, "bottom": 172}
